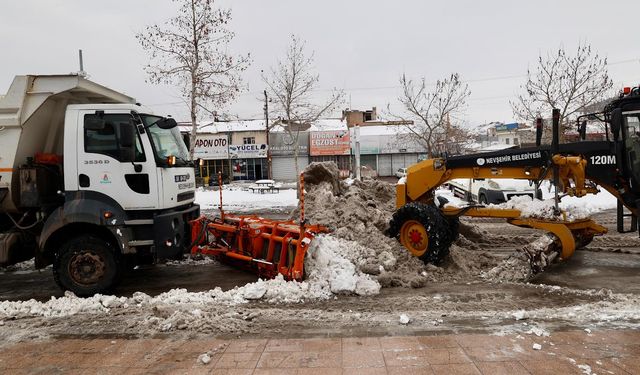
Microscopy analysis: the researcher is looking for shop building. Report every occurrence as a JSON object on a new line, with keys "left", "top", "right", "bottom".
{"left": 181, "top": 107, "right": 427, "bottom": 182}
{"left": 268, "top": 131, "right": 310, "bottom": 181}
{"left": 181, "top": 119, "right": 269, "bottom": 183}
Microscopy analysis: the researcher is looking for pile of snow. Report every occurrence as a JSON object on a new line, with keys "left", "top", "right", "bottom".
{"left": 294, "top": 162, "right": 433, "bottom": 288}
{"left": 490, "top": 184, "right": 617, "bottom": 221}
{"left": 0, "top": 258, "right": 37, "bottom": 274}
{"left": 0, "top": 292, "right": 128, "bottom": 319}
{"left": 434, "top": 187, "right": 468, "bottom": 207}
{"left": 482, "top": 234, "right": 556, "bottom": 282}
{"left": 0, "top": 234, "right": 380, "bottom": 321}
{"left": 195, "top": 185, "right": 297, "bottom": 212}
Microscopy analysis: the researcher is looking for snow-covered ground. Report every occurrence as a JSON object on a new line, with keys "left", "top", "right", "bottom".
{"left": 195, "top": 184, "right": 298, "bottom": 212}
{"left": 0, "top": 234, "right": 380, "bottom": 320}
{"left": 0, "top": 176, "right": 635, "bottom": 342}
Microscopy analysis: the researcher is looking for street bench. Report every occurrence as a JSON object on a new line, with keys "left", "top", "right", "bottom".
{"left": 250, "top": 180, "right": 279, "bottom": 194}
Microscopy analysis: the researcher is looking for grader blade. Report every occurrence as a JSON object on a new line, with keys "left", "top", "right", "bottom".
{"left": 440, "top": 205, "right": 608, "bottom": 273}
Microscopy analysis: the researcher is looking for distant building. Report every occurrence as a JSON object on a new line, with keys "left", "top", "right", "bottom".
{"left": 181, "top": 107, "right": 428, "bottom": 183}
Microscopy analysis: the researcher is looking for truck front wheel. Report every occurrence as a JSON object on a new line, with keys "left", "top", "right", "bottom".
{"left": 53, "top": 235, "right": 120, "bottom": 297}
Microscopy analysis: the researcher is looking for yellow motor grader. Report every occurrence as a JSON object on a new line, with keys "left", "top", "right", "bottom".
{"left": 390, "top": 87, "right": 640, "bottom": 268}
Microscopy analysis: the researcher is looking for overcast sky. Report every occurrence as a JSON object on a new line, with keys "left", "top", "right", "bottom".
{"left": 1, "top": 0, "right": 639, "bottom": 126}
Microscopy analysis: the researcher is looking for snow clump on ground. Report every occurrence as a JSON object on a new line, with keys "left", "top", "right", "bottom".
{"left": 0, "top": 234, "right": 380, "bottom": 320}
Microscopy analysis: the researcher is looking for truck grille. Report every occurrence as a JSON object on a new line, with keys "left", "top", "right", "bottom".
{"left": 177, "top": 191, "right": 195, "bottom": 202}
{"left": 506, "top": 193, "right": 534, "bottom": 200}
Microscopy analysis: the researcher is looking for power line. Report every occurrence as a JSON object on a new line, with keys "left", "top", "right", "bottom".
{"left": 147, "top": 57, "right": 640, "bottom": 106}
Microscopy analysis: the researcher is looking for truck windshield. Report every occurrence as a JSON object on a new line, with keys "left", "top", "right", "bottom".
{"left": 140, "top": 114, "right": 191, "bottom": 167}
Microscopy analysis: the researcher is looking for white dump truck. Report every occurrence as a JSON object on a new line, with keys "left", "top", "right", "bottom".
{"left": 0, "top": 75, "right": 199, "bottom": 296}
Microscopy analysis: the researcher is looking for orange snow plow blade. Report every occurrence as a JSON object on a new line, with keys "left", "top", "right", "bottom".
{"left": 189, "top": 215, "right": 328, "bottom": 281}
{"left": 188, "top": 172, "right": 328, "bottom": 281}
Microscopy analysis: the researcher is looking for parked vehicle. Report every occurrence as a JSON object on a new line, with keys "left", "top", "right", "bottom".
{"left": 0, "top": 75, "right": 199, "bottom": 296}
{"left": 395, "top": 168, "right": 407, "bottom": 178}
{"left": 446, "top": 178, "right": 541, "bottom": 204}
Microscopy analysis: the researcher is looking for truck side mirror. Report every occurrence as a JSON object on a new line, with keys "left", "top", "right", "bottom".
{"left": 157, "top": 117, "right": 177, "bottom": 129}
{"left": 611, "top": 108, "right": 622, "bottom": 141}
{"left": 119, "top": 122, "right": 136, "bottom": 163}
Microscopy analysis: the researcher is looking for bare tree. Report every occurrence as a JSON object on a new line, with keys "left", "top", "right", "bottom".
{"left": 511, "top": 43, "right": 612, "bottom": 137}
{"left": 262, "top": 35, "right": 344, "bottom": 184}
{"left": 136, "top": 0, "right": 250, "bottom": 158}
{"left": 389, "top": 73, "right": 470, "bottom": 157}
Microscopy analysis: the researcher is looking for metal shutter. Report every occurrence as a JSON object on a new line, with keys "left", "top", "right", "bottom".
{"left": 272, "top": 156, "right": 309, "bottom": 181}
{"left": 378, "top": 154, "right": 392, "bottom": 176}
{"left": 392, "top": 154, "right": 406, "bottom": 173}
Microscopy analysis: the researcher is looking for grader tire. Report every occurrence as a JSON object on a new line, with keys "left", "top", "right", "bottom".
{"left": 388, "top": 203, "right": 452, "bottom": 265}
{"left": 445, "top": 217, "right": 460, "bottom": 245}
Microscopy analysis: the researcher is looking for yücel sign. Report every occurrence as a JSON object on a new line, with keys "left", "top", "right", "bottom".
{"left": 229, "top": 144, "right": 268, "bottom": 158}
{"left": 193, "top": 134, "right": 228, "bottom": 160}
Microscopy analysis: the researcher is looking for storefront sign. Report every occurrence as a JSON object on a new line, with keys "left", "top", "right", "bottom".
{"left": 310, "top": 130, "right": 350, "bottom": 156}
{"left": 229, "top": 144, "right": 268, "bottom": 159}
{"left": 269, "top": 132, "right": 309, "bottom": 156}
{"left": 495, "top": 123, "right": 519, "bottom": 132}
{"left": 193, "top": 134, "right": 228, "bottom": 160}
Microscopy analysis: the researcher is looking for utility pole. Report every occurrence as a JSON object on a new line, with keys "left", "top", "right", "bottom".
{"left": 354, "top": 124, "right": 361, "bottom": 181}
{"left": 264, "top": 90, "right": 272, "bottom": 179}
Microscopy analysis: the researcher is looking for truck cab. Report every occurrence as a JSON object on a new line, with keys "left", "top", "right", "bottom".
{"left": 0, "top": 75, "right": 199, "bottom": 295}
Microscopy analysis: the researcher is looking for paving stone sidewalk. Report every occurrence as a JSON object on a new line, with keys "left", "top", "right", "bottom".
{"left": 0, "top": 329, "right": 638, "bottom": 374}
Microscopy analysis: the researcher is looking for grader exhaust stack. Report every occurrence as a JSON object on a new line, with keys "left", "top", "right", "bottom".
{"left": 189, "top": 173, "right": 328, "bottom": 281}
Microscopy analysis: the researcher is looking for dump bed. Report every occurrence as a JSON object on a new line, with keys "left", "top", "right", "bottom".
{"left": 0, "top": 75, "right": 136, "bottom": 212}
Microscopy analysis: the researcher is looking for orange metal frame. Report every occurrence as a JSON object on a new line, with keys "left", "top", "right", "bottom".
{"left": 189, "top": 172, "right": 329, "bottom": 281}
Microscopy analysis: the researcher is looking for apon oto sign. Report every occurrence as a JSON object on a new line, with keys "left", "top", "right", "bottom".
{"left": 193, "top": 134, "right": 228, "bottom": 160}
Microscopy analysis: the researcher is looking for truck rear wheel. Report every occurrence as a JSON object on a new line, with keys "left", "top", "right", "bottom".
{"left": 53, "top": 235, "right": 120, "bottom": 297}
{"left": 388, "top": 203, "right": 452, "bottom": 265}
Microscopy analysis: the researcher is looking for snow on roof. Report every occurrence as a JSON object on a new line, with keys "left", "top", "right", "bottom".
{"left": 357, "top": 125, "right": 412, "bottom": 136}
{"left": 307, "top": 118, "right": 347, "bottom": 131}
{"left": 201, "top": 119, "right": 267, "bottom": 133}
{"left": 180, "top": 118, "right": 417, "bottom": 135}
{"left": 178, "top": 119, "right": 267, "bottom": 134}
